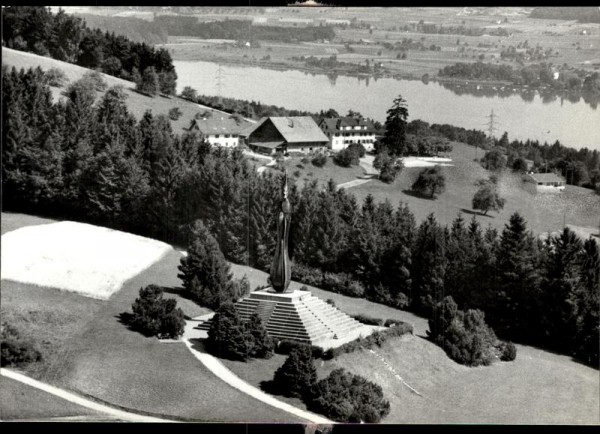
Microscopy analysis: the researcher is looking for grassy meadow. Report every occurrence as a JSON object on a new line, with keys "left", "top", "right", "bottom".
{"left": 348, "top": 142, "right": 600, "bottom": 236}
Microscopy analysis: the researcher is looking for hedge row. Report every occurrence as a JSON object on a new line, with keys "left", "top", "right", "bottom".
{"left": 275, "top": 321, "right": 413, "bottom": 360}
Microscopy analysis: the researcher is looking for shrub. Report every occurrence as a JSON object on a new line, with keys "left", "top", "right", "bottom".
{"left": 384, "top": 318, "right": 404, "bottom": 327}
{"left": 333, "top": 148, "right": 359, "bottom": 167}
{"left": 512, "top": 157, "right": 528, "bottom": 172}
{"left": 498, "top": 341, "right": 517, "bottom": 361}
{"left": 411, "top": 165, "right": 446, "bottom": 198}
{"left": 428, "top": 296, "right": 498, "bottom": 366}
{"left": 82, "top": 70, "right": 108, "bottom": 91}
{"left": 472, "top": 183, "right": 506, "bottom": 215}
{"left": 301, "top": 157, "right": 310, "bottom": 164}
{"left": 44, "top": 67, "right": 67, "bottom": 87}
{"left": 130, "top": 285, "right": 185, "bottom": 339}
{"left": 168, "top": 107, "right": 183, "bottom": 121}
{"left": 347, "top": 143, "right": 366, "bottom": 158}
{"left": 1, "top": 322, "right": 42, "bottom": 367}
{"left": 296, "top": 164, "right": 304, "bottom": 169}
{"left": 346, "top": 280, "right": 366, "bottom": 297}
{"left": 311, "top": 153, "right": 327, "bottom": 167}
{"left": 481, "top": 148, "right": 507, "bottom": 171}
{"left": 352, "top": 314, "right": 384, "bottom": 326}
{"left": 326, "top": 298, "right": 336, "bottom": 307}
{"left": 207, "top": 302, "right": 251, "bottom": 361}
{"left": 272, "top": 344, "right": 318, "bottom": 399}
{"left": 293, "top": 170, "right": 301, "bottom": 178}
{"left": 308, "top": 368, "right": 390, "bottom": 423}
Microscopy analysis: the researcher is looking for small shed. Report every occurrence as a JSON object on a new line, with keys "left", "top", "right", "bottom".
{"left": 523, "top": 172, "right": 566, "bottom": 193}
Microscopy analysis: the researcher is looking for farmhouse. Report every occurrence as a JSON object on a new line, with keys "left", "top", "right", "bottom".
{"left": 187, "top": 112, "right": 253, "bottom": 148}
{"left": 246, "top": 116, "right": 329, "bottom": 155}
{"left": 523, "top": 172, "right": 566, "bottom": 193}
{"left": 318, "top": 117, "right": 377, "bottom": 152}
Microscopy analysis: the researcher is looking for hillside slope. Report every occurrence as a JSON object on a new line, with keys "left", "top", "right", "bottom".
{"left": 1, "top": 47, "right": 238, "bottom": 134}
{"left": 350, "top": 142, "right": 600, "bottom": 236}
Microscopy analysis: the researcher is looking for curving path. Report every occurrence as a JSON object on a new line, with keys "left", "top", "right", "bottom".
{"left": 1, "top": 368, "right": 174, "bottom": 422}
{"left": 181, "top": 329, "right": 332, "bottom": 424}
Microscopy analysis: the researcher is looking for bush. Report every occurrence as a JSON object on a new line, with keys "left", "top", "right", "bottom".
{"left": 512, "top": 157, "right": 528, "bottom": 172}
{"left": 207, "top": 302, "right": 250, "bottom": 361}
{"left": 352, "top": 314, "right": 384, "bottom": 326}
{"left": 44, "top": 67, "right": 67, "bottom": 87}
{"left": 411, "top": 165, "right": 446, "bottom": 198}
{"left": 301, "top": 157, "right": 310, "bottom": 164}
{"left": 428, "top": 296, "right": 498, "bottom": 366}
{"left": 272, "top": 344, "right": 318, "bottom": 399}
{"left": 347, "top": 143, "right": 366, "bottom": 158}
{"left": 326, "top": 298, "right": 336, "bottom": 307}
{"left": 82, "top": 70, "right": 108, "bottom": 91}
{"left": 481, "top": 148, "right": 507, "bottom": 171}
{"left": 308, "top": 368, "right": 390, "bottom": 423}
{"left": 498, "top": 341, "right": 517, "bottom": 361}
{"left": 333, "top": 147, "right": 359, "bottom": 167}
{"left": 293, "top": 170, "right": 301, "bottom": 178}
{"left": 311, "top": 153, "right": 327, "bottom": 167}
{"left": 384, "top": 318, "right": 404, "bottom": 327}
{"left": 1, "top": 322, "right": 42, "bottom": 367}
{"left": 130, "top": 285, "right": 186, "bottom": 339}
{"left": 168, "top": 107, "right": 183, "bottom": 121}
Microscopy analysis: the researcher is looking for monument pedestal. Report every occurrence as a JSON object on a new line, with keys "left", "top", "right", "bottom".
{"left": 234, "top": 288, "right": 363, "bottom": 346}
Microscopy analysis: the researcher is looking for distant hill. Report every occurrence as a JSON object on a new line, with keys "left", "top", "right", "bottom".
{"left": 530, "top": 7, "right": 600, "bottom": 23}
{"left": 74, "top": 13, "right": 169, "bottom": 44}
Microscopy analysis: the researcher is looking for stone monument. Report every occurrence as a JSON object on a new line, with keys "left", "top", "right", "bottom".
{"left": 232, "top": 171, "right": 367, "bottom": 348}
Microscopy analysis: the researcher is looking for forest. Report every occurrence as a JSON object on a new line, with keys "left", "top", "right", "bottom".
{"left": 2, "top": 65, "right": 598, "bottom": 368}
{"left": 530, "top": 7, "right": 600, "bottom": 23}
{"left": 154, "top": 16, "right": 336, "bottom": 43}
{"left": 439, "top": 62, "right": 600, "bottom": 98}
{"left": 2, "top": 6, "right": 177, "bottom": 86}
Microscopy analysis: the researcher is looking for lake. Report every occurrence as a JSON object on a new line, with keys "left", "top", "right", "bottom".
{"left": 175, "top": 60, "right": 600, "bottom": 151}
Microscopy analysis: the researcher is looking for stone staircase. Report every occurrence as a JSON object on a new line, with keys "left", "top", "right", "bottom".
{"left": 195, "top": 289, "right": 365, "bottom": 346}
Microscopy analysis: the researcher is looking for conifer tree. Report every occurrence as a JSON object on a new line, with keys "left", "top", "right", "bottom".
{"left": 495, "top": 213, "right": 540, "bottom": 338}
{"left": 273, "top": 344, "right": 317, "bottom": 399}
{"left": 382, "top": 94, "right": 409, "bottom": 156}
{"left": 247, "top": 313, "right": 274, "bottom": 358}
{"left": 207, "top": 302, "right": 250, "bottom": 361}
{"left": 178, "top": 220, "right": 237, "bottom": 309}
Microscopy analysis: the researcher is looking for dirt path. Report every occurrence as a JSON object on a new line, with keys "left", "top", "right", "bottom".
{"left": 181, "top": 319, "right": 333, "bottom": 425}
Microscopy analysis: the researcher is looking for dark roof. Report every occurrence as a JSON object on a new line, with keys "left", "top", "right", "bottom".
{"left": 250, "top": 117, "right": 329, "bottom": 144}
{"left": 188, "top": 113, "right": 253, "bottom": 135}
{"left": 527, "top": 172, "right": 565, "bottom": 183}
{"left": 319, "top": 117, "right": 377, "bottom": 133}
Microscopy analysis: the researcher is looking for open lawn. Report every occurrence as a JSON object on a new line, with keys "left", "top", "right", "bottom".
{"left": 1, "top": 212, "right": 57, "bottom": 236}
{"left": 227, "top": 263, "right": 599, "bottom": 425}
{"left": 349, "top": 142, "right": 600, "bottom": 236}
{"left": 0, "top": 375, "right": 113, "bottom": 421}
{"left": 1, "top": 47, "right": 245, "bottom": 135}
{"left": 1, "top": 221, "right": 172, "bottom": 299}
{"left": 274, "top": 156, "right": 366, "bottom": 189}
{"left": 49, "top": 249, "right": 304, "bottom": 422}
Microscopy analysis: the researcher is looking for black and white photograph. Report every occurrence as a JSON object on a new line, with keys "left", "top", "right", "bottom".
{"left": 1, "top": 4, "right": 599, "bottom": 428}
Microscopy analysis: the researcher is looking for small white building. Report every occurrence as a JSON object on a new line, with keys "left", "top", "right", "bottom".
{"left": 318, "top": 117, "right": 378, "bottom": 152}
{"left": 523, "top": 172, "right": 566, "bottom": 193}
{"left": 187, "top": 112, "right": 253, "bottom": 148}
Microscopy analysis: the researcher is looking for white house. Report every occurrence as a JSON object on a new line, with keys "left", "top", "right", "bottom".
{"left": 318, "top": 117, "right": 378, "bottom": 152}
{"left": 523, "top": 172, "right": 566, "bottom": 193}
{"left": 187, "top": 112, "right": 253, "bottom": 148}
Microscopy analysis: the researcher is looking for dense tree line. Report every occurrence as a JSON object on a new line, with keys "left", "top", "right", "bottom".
{"left": 154, "top": 16, "right": 335, "bottom": 43}
{"left": 3, "top": 66, "right": 598, "bottom": 368}
{"left": 2, "top": 6, "right": 177, "bottom": 90}
{"left": 439, "top": 62, "right": 600, "bottom": 97}
{"left": 73, "top": 13, "right": 169, "bottom": 45}
{"left": 391, "top": 22, "right": 512, "bottom": 37}
{"left": 530, "top": 7, "right": 600, "bottom": 23}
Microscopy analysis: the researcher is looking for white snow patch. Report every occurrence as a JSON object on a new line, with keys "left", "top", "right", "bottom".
{"left": 1, "top": 221, "right": 172, "bottom": 300}
{"left": 401, "top": 156, "right": 454, "bottom": 168}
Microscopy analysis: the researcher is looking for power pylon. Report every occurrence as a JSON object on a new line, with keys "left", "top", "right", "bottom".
{"left": 484, "top": 109, "right": 500, "bottom": 147}
{"left": 216, "top": 63, "right": 225, "bottom": 104}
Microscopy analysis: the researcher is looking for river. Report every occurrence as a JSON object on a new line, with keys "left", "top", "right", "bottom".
{"left": 175, "top": 60, "right": 600, "bottom": 151}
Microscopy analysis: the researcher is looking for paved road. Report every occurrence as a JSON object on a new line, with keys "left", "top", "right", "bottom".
{"left": 337, "top": 155, "right": 379, "bottom": 190}
{"left": 1, "top": 369, "right": 174, "bottom": 423}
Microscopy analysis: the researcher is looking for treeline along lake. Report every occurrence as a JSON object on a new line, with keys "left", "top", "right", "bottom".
{"left": 175, "top": 60, "right": 600, "bottom": 151}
